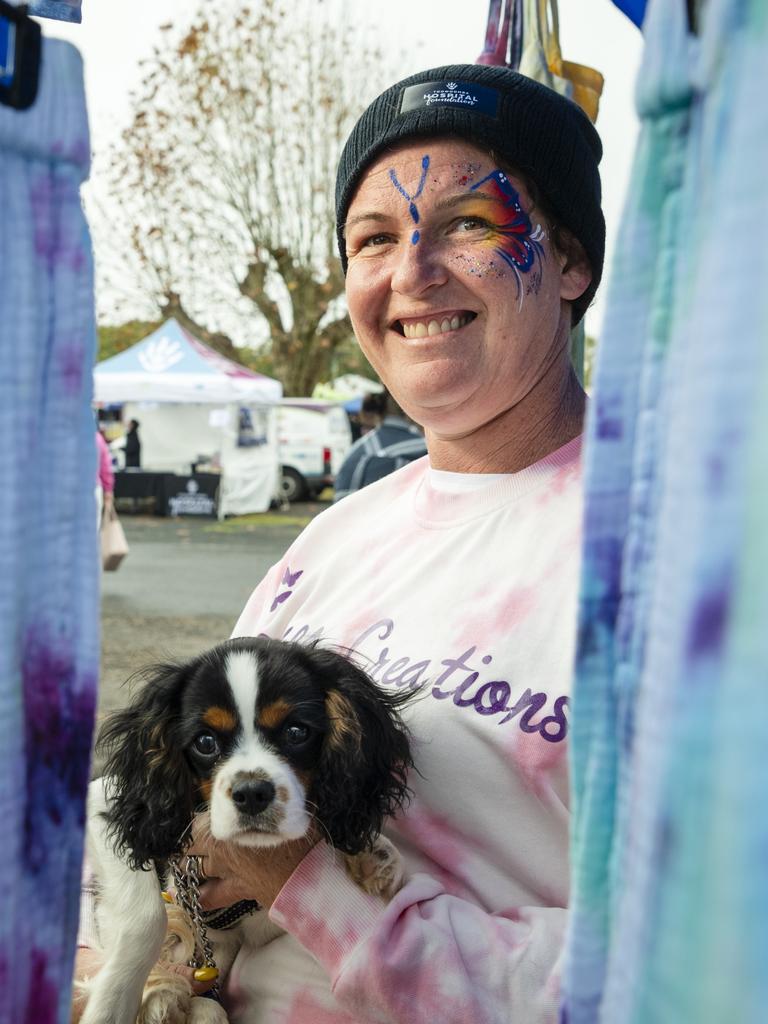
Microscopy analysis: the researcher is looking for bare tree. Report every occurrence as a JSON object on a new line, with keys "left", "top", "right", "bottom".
{"left": 95, "top": 1, "right": 397, "bottom": 394}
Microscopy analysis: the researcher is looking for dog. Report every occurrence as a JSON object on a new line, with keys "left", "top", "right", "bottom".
{"left": 78, "top": 636, "right": 413, "bottom": 1024}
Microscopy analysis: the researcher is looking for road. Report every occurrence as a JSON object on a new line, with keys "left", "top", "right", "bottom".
{"left": 95, "top": 506, "right": 324, "bottom": 770}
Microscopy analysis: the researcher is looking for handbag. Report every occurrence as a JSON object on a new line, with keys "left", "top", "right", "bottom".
{"left": 100, "top": 504, "right": 129, "bottom": 571}
{"left": 519, "top": 0, "right": 604, "bottom": 123}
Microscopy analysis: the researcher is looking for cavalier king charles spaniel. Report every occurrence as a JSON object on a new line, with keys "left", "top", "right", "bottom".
{"left": 79, "top": 636, "right": 413, "bottom": 1024}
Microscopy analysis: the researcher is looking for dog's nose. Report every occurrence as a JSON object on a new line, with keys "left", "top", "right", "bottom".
{"left": 231, "top": 778, "right": 276, "bottom": 816}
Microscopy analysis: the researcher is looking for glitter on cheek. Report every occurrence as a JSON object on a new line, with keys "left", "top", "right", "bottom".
{"left": 449, "top": 251, "right": 506, "bottom": 280}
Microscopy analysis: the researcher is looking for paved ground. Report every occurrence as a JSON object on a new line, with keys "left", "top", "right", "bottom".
{"left": 95, "top": 504, "right": 325, "bottom": 771}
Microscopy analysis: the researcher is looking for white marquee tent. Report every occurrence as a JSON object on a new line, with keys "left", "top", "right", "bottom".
{"left": 94, "top": 319, "right": 283, "bottom": 516}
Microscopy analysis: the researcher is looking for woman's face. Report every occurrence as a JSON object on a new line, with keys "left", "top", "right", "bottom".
{"left": 343, "top": 138, "right": 591, "bottom": 439}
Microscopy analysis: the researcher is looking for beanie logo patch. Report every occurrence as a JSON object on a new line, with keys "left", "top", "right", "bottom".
{"left": 400, "top": 80, "right": 499, "bottom": 118}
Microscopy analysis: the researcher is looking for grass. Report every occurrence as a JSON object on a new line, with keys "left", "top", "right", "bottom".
{"left": 202, "top": 488, "right": 333, "bottom": 534}
{"left": 203, "top": 512, "right": 315, "bottom": 533}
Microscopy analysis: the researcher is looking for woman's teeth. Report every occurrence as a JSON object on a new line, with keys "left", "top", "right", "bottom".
{"left": 401, "top": 313, "right": 472, "bottom": 339}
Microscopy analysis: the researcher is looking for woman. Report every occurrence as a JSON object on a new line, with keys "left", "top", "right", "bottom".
{"left": 188, "top": 63, "right": 603, "bottom": 1023}
{"left": 74, "top": 63, "right": 604, "bottom": 1023}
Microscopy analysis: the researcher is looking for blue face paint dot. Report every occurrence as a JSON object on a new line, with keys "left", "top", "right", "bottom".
{"left": 411, "top": 230, "right": 420, "bottom": 244}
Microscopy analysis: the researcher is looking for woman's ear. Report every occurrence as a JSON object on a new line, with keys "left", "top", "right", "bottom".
{"left": 307, "top": 648, "right": 413, "bottom": 855}
{"left": 97, "top": 661, "right": 197, "bottom": 869}
{"left": 558, "top": 233, "right": 593, "bottom": 305}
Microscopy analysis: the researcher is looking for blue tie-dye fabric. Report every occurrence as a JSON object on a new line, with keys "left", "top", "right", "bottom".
{"left": 563, "top": 0, "right": 768, "bottom": 1021}
{"left": 27, "top": 0, "right": 82, "bottom": 24}
{"left": 0, "top": 39, "right": 97, "bottom": 1024}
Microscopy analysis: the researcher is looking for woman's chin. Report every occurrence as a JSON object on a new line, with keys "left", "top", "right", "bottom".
{"left": 396, "top": 380, "right": 476, "bottom": 428}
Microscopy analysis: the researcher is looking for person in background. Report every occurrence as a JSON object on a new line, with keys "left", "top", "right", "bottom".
{"left": 95, "top": 428, "right": 114, "bottom": 529}
{"left": 334, "top": 389, "right": 427, "bottom": 501}
{"left": 123, "top": 418, "right": 141, "bottom": 469}
{"left": 74, "top": 62, "right": 603, "bottom": 1024}
{"left": 348, "top": 392, "right": 384, "bottom": 443}
{"left": 359, "top": 391, "right": 386, "bottom": 434}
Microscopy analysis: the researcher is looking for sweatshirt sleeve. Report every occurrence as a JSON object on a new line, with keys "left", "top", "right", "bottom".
{"left": 269, "top": 842, "right": 564, "bottom": 1024}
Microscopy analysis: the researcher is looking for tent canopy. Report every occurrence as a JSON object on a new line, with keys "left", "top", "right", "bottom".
{"left": 94, "top": 319, "right": 282, "bottom": 405}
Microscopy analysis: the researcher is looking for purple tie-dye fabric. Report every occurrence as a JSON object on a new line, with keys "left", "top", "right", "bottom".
{"left": 0, "top": 39, "right": 97, "bottom": 1024}
{"left": 27, "top": 0, "right": 82, "bottom": 24}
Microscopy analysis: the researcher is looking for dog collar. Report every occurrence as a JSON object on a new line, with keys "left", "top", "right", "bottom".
{"left": 200, "top": 899, "right": 261, "bottom": 931}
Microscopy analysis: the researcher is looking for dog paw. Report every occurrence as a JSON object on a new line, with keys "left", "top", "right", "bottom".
{"left": 344, "top": 836, "right": 404, "bottom": 899}
{"left": 137, "top": 979, "right": 192, "bottom": 1024}
{"left": 189, "top": 996, "right": 230, "bottom": 1023}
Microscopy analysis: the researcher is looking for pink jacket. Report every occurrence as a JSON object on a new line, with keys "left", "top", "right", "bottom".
{"left": 96, "top": 432, "right": 114, "bottom": 494}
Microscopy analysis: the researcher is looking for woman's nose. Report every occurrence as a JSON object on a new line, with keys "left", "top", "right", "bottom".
{"left": 390, "top": 237, "right": 448, "bottom": 296}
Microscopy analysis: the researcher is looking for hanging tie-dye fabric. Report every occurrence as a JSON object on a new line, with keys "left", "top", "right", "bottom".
{"left": 0, "top": 39, "right": 97, "bottom": 1024}
{"left": 27, "top": 0, "right": 82, "bottom": 24}
{"left": 563, "top": 0, "right": 768, "bottom": 1021}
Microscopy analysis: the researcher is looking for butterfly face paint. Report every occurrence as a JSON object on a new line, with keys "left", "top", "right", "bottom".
{"left": 389, "top": 155, "right": 430, "bottom": 244}
{"left": 462, "top": 169, "right": 547, "bottom": 308}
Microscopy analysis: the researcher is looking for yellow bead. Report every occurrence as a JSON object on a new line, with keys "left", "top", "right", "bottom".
{"left": 161, "top": 891, "right": 173, "bottom": 903}
{"left": 193, "top": 966, "right": 219, "bottom": 982}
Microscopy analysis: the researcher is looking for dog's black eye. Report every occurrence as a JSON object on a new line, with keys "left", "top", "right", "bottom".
{"left": 283, "top": 723, "right": 310, "bottom": 746}
{"left": 193, "top": 732, "right": 219, "bottom": 759}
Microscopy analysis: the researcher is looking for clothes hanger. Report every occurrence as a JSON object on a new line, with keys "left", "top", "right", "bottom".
{"left": 0, "top": 1, "right": 41, "bottom": 109}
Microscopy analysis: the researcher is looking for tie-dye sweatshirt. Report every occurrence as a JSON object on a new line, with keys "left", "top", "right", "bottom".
{"left": 226, "top": 436, "right": 583, "bottom": 1024}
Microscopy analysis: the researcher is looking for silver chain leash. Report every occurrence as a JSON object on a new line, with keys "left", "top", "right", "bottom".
{"left": 169, "top": 854, "right": 218, "bottom": 985}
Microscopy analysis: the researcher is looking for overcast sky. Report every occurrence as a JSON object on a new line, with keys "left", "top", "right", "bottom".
{"left": 45, "top": 1, "right": 643, "bottom": 338}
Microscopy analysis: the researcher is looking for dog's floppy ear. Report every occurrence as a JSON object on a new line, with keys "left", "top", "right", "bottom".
{"left": 308, "top": 647, "right": 413, "bottom": 855}
{"left": 97, "top": 661, "right": 197, "bottom": 870}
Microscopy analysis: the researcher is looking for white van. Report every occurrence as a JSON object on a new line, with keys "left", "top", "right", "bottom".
{"left": 277, "top": 400, "right": 353, "bottom": 501}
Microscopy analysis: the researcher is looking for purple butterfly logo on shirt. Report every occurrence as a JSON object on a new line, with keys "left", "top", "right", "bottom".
{"left": 270, "top": 566, "right": 303, "bottom": 613}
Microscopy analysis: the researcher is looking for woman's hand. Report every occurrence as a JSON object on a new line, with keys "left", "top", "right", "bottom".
{"left": 187, "top": 827, "right": 320, "bottom": 911}
{"left": 70, "top": 948, "right": 216, "bottom": 1023}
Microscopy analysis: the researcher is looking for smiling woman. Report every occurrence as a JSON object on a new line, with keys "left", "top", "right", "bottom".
{"left": 75, "top": 63, "right": 607, "bottom": 1024}
{"left": 342, "top": 137, "right": 592, "bottom": 461}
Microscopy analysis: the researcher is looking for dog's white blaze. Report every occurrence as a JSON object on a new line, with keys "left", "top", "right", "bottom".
{"left": 225, "top": 649, "right": 260, "bottom": 742}
{"left": 211, "top": 649, "right": 312, "bottom": 844}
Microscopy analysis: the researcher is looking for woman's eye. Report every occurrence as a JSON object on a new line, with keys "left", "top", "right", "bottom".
{"left": 355, "top": 232, "right": 394, "bottom": 250}
{"left": 283, "top": 723, "right": 310, "bottom": 746}
{"left": 453, "top": 215, "right": 491, "bottom": 233}
{"left": 193, "top": 733, "right": 219, "bottom": 758}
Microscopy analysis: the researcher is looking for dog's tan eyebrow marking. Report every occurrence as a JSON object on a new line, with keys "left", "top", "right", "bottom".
{"left": 258, "top": 699, "right": 293, "bottom": 729}
{"left": 198, "top": 778, "right": 213, "bottom": 802}
{"left": 325, "top": 690, "right": 361, "bottom": 751}
{"left": 202, "top": 706, "right": 237, "bottom": 731}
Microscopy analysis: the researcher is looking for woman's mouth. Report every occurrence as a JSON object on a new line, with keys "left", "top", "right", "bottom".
{"left": 394, "top": 311, "right": 476, "bottom": 339}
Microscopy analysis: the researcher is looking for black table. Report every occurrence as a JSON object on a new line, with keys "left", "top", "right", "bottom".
{"left": 115, "top": 471, "right": 219, "bottom": 517}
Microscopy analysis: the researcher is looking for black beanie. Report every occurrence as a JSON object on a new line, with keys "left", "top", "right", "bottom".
{"left": 336, "top": 64, "right": 605, "bottom": 325}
